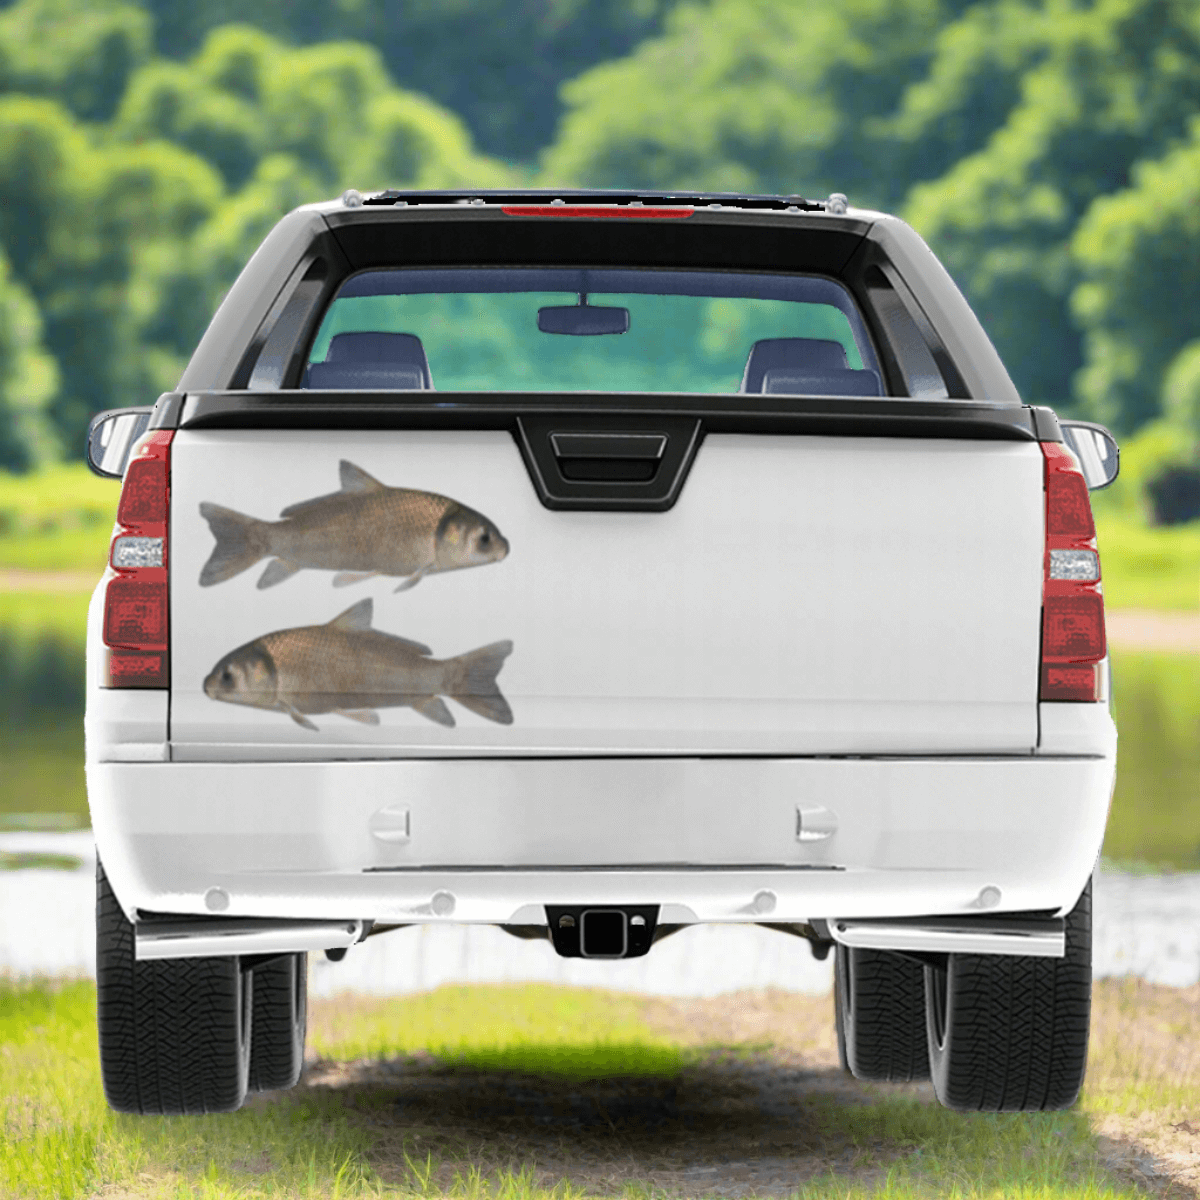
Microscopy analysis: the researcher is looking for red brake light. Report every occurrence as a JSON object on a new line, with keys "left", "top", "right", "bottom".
{"left": 1039, "top": 440, "right": 1104, "bottom": 701}
{"left": 104, "top": 578, "right": 167, "bottom": 649}
{"left": 104, "top": 430, "right": 172, "bottom": 688}
{"left": 501, "top": 205, "right": 694, "bottom": 219}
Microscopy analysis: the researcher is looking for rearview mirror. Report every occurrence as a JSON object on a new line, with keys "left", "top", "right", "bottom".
{"left": 1060, "top": 420, "right": 1119, "bottom": 490}
{"left": 86, "top": 407, "right": 153, "bottom": 479}
{"left": 538, "top": 304, "right": 630, "bottom": 336}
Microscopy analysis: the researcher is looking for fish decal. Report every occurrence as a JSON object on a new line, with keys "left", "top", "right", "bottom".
{"left": 203, "top": 599, "right": 514, "bottom": 730}
{"left": 199, "top": 461, "right": 509, "bottom": 591}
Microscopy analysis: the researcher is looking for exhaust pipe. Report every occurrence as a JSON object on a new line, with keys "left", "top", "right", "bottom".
{"left": 828, "top": 915, "right": 1065, "bottom": 958}
{"left": 136, "top": 917, "right": 365, "bottom": 961}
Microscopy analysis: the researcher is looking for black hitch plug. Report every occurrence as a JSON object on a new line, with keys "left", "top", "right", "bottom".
{"left": 545, "top": 905, "right": 659, "bottom": 959}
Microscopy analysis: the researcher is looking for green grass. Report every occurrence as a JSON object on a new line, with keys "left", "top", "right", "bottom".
{"left": 0, "top": 463, "right": 118, "bottom": 573}
{"left": 1, "top": 978, "right": 1183, "bottom": 1199}
{"left": 308, "top": 985, "right": 685, "bottom": 1078}
{"left": 1094, "top": 513, "right": 1200, "bottom": 611}
{"left": 0, "top": 592, "right": 88, "bottom": 728}
{"left": 0, "top": 589, "right": 91, "bottom": 645}
{"left": 1103, "top": 651, "right": 1200, "bottom": 869}
{"left": 0, "top": 722, "right": 87, "bottom": 828}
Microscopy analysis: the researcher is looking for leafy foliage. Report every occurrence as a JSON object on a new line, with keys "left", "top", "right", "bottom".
{"left": 0, "top": 7, "right": 514, "bottom": 465}
{"left": 545, "top": 0, "right": 1200, "bottom": 437}
{"left": 2, "top": 0, "right": 1200, "bottom": 467}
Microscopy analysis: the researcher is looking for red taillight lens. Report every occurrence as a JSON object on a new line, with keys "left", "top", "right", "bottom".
{"left": 1045, "top": 466, "right": 1094, "bottom": 538}
{"left": 117, "top": 455, "right": 168, "bottom": 526}
{"left": 104, "top": 430, "right": 172, "bottom": 688}
{"left": 106, "top": 649, "right": 166, "bottom": 688}
{"left": 1039, "top": 440, "right": 1104, "bottom": 701}
{"left": 501, "top": 205, "right": 694, "bottom": 219}
{"left": 1042, "top": 592, "right": 1105, "bottom": 658}
{"left": 104, "top": 578, "right": 167, "bottom": 649}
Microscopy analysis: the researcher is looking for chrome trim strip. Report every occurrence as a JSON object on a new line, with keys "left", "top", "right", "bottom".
{"left": 135, "top": 918, "right": 363, "bottom": 961}
{"left": 830, "top": 917, "right": 1065, "bottom": 958}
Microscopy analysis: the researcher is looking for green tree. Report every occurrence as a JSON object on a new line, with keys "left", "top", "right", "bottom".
{"left": 902, "top": 0, "right": 1200, "bottom": 412}
{"left": 0, "top": 0, "right": 151, "bottom": 121}
{"left": 0, "top": 249, "right": 58, "bottom": 470}
{"left": 130, "top": 0, "right": 672, "bottom": 162}
{"left": 1071, "top": 120, "right": 1200, "bottom": 432}
{"left": 543, "top": 0, "right": 969, "bottom": 203}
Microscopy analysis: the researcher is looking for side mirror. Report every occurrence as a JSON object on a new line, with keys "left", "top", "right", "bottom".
{"left": 86, "top": 407, "right": 154, "bottom": 479}
{"left": 1060, "top": 420, "right": 1119, "bottom": 490}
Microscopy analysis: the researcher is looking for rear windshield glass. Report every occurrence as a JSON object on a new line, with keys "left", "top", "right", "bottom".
{"left": 304, "top": 268, "right": 883, "bottom": 396}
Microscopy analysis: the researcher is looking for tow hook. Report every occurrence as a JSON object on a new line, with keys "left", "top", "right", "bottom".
{"left": 545, "top": 905, "right": 659, "bottom": 959}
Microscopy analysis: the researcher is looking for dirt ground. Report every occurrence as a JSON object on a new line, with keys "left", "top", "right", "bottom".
{"left": 297, "top": 984, "right": 1200, "bottom": 1198}
{"left": 1105, "top": 610, "right": 1200, "bottom": 654}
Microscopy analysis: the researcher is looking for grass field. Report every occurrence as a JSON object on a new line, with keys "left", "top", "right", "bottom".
{"left": 0, "top": 464, "right": 119, "bottom": 575}
{"left": 1, "top": 977, "right": 1196, "bottom": 1199}
{"left": 1106, "top": 651, "right": 1200, "bottom": 868}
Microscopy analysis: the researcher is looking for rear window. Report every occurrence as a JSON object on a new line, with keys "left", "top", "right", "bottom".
{"left": 303, "top": 268, "right": 884, "bottom": 396}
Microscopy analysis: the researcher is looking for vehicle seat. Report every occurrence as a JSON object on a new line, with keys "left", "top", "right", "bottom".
{"left": 304, "top": 332, "right": 434, "bottom": 390}
{"left": 740, "top": 337, "right": 882, "bottom": 396}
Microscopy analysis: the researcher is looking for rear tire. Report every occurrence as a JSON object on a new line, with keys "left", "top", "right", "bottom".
{"left": 835, "top": 944, "right": 931, "bottom": 1082}
{"left": 924, "top": 879, "right": 1092, "bottom": 1112}
{"left": 96, "top": 862, "right": 252, "bottom": 1114}
{"left": 248, "top": 953, "right": 307, "bottom": 1091}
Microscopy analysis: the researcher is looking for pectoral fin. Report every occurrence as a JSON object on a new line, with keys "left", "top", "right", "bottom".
{"left": 258, "top": 559, "right": 301, "bottom": 589}
{"left": 394, "top": 563, "right": 433, "bottom": 593}
{"left": 333, "top": 570, "right": 381, "bottom": 587}
{"left": 279, "top": 702, "right": 318, "bottom": 731}
{"left": 335, "top": 708, "right": 380, "bottom": 725}
{"left": 412, "top": 696, "right": 455, "bottom": 727}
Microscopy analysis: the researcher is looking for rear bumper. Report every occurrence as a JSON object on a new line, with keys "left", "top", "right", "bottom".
{"left": 89, "top": 740, "right": 1115, "bottom": 928}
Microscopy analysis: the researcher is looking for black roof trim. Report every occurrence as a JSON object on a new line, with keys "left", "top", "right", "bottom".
{"left": 359, "top": 188, "right": 828, "bottom": 212}
{"left": 172, "top": 391, "right": 1043, "bottom": 442}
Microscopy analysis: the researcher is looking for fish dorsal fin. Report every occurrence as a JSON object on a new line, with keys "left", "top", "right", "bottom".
{"left": 327, "top": 598, "right": 374, "bottom": 632}
{"left": 279, "top": 491, "right": 341, "bottom": 519}
{"left": 340, "top": 461, "right": 385, "bottom": 495}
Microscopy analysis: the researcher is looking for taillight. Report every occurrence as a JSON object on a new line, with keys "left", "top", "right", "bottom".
{"left": 1039, "top": 440, "right": 1105, "bottom": 701}
{"left": 104, "top": 430, "right": 172, "bottom": 688}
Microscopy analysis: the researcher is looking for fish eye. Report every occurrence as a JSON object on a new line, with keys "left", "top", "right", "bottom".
{"left": 221, "top": 667, "right": 234, "bottom": 686}
{"left": 478, "top": 530, "right": 490, "bottom": 546}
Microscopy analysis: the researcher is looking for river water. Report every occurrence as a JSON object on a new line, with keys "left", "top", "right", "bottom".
{"left": 2, "top": 832, "right": 1198, "bottom": 995}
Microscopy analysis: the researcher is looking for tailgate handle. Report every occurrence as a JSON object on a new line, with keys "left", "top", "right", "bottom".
{"left": 549, "top": 432, "right": 667, "bottom": 460}
{"left": 549, "top": 431, "right": 668, "bottom": 483}
{"left": 516, "top": 415, "right": 702, "bottom": 511}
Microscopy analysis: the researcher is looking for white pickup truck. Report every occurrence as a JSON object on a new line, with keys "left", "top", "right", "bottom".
{"left": 85, "top": 189, "right": 1119, "bottom": 1117}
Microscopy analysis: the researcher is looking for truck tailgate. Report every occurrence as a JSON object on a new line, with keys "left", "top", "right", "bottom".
{"left": 168, "top": 428, "right": 1044, "bottom": 758}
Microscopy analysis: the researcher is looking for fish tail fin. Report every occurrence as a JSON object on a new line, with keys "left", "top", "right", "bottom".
{"left": 198, "top": 502, "right": 267, "bottom": 586}
{"left": 446, "top": 640, "right": 514, "bottom": 725}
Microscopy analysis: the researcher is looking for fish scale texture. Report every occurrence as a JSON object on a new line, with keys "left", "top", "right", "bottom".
{"left": 836, "top": 945, "right": 931, "bottom": 1082}
{"left": 96, "top": 864, "right": 250, "bottom": 1114}
{"left": 248, "top": 954, "right": 307, "bottom": 1092}
{"left": 926, "top": 879, "right": 1092, "bottom": 1112}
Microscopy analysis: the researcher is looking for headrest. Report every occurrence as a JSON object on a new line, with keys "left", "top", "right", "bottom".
{"left": 305, "top": 363, "right": 427, "bottom": 391}
{"left": 762, "top": 368, "right": 883, "bottom": 397}
{"left": 321, "top": 331, "right": 433, "bottom": 388}
{"left": 740, "top": 338, "right": 849, "bottom": 393}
